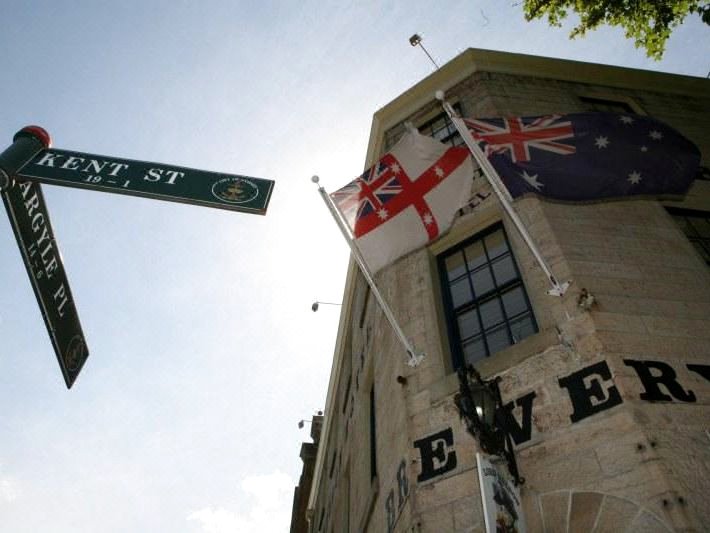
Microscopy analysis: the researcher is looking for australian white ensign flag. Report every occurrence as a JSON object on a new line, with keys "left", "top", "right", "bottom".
{"left": 331, "top": 131, "right": 474, "bottom": 273}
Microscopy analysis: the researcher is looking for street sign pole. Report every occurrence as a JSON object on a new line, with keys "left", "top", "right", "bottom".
{"left": 0, "top": 126, "right": 51, "bottom": 191}
{"left": 1, "top": 127, "right": 89, "bottom": 388}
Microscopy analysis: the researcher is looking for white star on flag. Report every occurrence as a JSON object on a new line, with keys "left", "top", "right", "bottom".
{"left": 377, "top": 208, "right": 389, "bottom": 220}
{"left": 594, "top": 136, "right": 609, "bottom": 149}
{"left": 391, "top": 163, "right": 401, "bottom": 174}
{"left": 628, "top": 171, "right": 642, "bottom": 184}
{"left": 620, "top": 116, "right": 634, "bottom": 124}
{"left": 520, "top": 170, "right": 544, "bottom": 190}
{"left": 422, "top": 212, "right": 434, "bottom": 225}
{"left": 434, "top": 166, "right": 444, "bottom": 178}
{"left": 649, "top": 130, "right": 663, "bottom": 140}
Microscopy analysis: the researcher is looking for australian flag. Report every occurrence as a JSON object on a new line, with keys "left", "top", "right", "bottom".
{"left": 464, "top": 113, "right": 701, "bottom": 201}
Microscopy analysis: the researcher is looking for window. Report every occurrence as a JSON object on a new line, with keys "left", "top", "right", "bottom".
{"left": 384, "top": 105, "right": 464, "bottom": 151}
{"left": 417, "top": 105, "right": 464, "bottom": 147}
{"left": 666, "top": 207, "right": 710, "bottom": 266}
{"left": 329, "top": 450, "right": 337, "bottom": 479}
{"left": 341, "top": 375, "right": 352, "bottom": 414}
{"left": 579, "top": 96, "right": 637, "bottom": 114}
{"left": 696, "top": 166, "right": 710, "bottom": 182}
{"left": 438, "top": 224, "right": 538, "bottom": 369}
{"left": 369, "top": 385, "right": 377, "bottom": 480}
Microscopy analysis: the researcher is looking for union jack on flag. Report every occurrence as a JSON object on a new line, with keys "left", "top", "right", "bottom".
{"left": 330, "top": 155, "right": 404, "bottom": 237}
{"left": 462, "top": 112, "right": 699, "bottom": 201}
{"left": 464, "top": 115, "right": 574, "bottom": 163}
{"left": 330, "top": 130, "right": 474, "bottom": 273}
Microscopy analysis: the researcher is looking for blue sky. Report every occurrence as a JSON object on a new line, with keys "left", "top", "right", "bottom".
{"left": 0, "top": 2, "right": 707, "bottom": 532}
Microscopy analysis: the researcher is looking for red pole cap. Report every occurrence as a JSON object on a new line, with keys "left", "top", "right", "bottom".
{"left": 13, "top": 125, "right": 52, "bottom": 148}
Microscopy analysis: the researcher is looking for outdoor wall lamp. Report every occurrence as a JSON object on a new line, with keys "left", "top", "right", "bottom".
{"left": 454, "top": 364, "right": 524, "bottom": 485}
{"left": 311, "top": 301, "right": 341, "bottom": 312}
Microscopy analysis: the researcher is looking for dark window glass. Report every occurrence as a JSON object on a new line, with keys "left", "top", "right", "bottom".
{"left": 438, "top": 224, "right": 538, "bottom": 369}
{"left": 369, "top": 385, "right": 377, "bottom": 480}
{"left": 579, "top": 96, "right": 636, "bottom": 114}
{"left": 666, "top": 207, "right": 710, "bottom": 266}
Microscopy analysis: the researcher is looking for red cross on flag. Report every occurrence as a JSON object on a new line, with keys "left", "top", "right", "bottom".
{"left": 331, "top": 130, "right": 474, "bottom": 273}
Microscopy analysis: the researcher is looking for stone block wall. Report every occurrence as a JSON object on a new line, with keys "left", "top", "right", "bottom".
{"left": 305, "top": 58, "right": 710, "bottom": 532}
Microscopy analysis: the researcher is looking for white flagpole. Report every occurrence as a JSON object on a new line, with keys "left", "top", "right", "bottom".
{"left": 312, "top": 176, "right": 425, "bottom": 367}
{"left": 437, "top": 93, "right": 570, "bottom": 297}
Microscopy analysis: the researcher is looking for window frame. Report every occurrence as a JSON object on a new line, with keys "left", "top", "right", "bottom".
{"left": 666, "top": 206, "right": 710, "bottom": 266}
{"left": 437, "top": 223, "right": 538, "bottom": 370}
{"left": 416, "top": 104, "right": 464, "bottom": 147}
{"left": 577, "top": 94, "right": 645, "bottom": 115}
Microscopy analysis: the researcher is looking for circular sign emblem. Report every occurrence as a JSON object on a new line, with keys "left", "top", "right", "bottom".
{"left": 211, "top": 177, "right": 259, "bottom": 204}
{"left": 64, "top": 335, "right": 86, "bottom": 372}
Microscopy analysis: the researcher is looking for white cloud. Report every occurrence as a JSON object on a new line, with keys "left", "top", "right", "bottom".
{"left": 188, "top": 470, "right": 294, "bottom": 533}
{"left": 188, "top": 507, "right": 241, "bottom": 533}
{"left": 0, "top": 465, "right": 18, "bottom": 503}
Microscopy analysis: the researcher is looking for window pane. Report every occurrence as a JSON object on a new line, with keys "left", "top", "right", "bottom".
{"left": 433, "top": 127, "right": 449, "bottom": 142}
{"left": 509, "top": 314, "right": 537, "bottom": 343}
{"left": 457, "top": 308, "right": 481, "bottom": 340}
{"left": 579, "top": 96, "right": 635, "bottom": 114}
{"left": 485, "top": 230, "right": 508, "bottom": 259}
{"left": 430, "top": 116, "right": 445, "bottom": 131}
{"left": 463, "top": 336, "right": 487, "bottom": 365}
{"left": 492, "top": 255, "right": 516, "bottom": 286}
{"left": 672, "top": 215, "right": 693, "bottom": 234}
{"left": 464, "top": 240, "right": 486, "bottom": 270}
{"left": 486, "top": 325, "right": 511, "bottom": 354}
{"left": 501, "top": 286, "right": 527, "bottom": 318}
{"left": 450, "top": 277, "right": 472, "bottom": 308}
{"left": 472, "top": 266, "right": 494, "bottom": 296}
{"left": 667, "top": 208, "right": 710, "bottom": 266}
{"left": 479, "top": 297, "right": 504, "bottom": 329}
{"left": 445, "top": 252, "right": 467, "bottom": 281}
{"left": 692, "top": 241, "right": 710, "bottom": 263}
{"left": 689, "top": 217, "right": 710, "bottom": 238}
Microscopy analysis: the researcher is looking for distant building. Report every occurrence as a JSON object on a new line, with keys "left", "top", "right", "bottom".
{"left": 290, "top": 413, "right": 323, "bottom": 533}
{"left": 298, "top": 49, "right": 710, "bottom": 532}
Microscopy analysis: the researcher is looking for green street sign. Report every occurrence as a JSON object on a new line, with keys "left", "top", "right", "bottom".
{"left": 2, "top": 179, "right": 88, "bottom": 388}
{"left": 16, "top": 148, "right": 274, "bottom": 214}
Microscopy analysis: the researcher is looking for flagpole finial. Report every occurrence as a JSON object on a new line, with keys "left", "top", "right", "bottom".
{"left": 435, "top": 90, "right": 445, "bottom": 101}
{"left": 311, "top": 175, "right": 320, "bottom": 184}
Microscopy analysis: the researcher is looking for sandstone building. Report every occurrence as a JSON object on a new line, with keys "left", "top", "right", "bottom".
{"left": 297, "top": 49, "right": 710, "bottom": 532}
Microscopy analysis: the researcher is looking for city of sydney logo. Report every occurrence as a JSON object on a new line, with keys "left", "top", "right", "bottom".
{"left": 211, "top": 177, "right": 259, "bottom": 204}
{"left": 64, "top": 335, "right": 86, "bottom": 372}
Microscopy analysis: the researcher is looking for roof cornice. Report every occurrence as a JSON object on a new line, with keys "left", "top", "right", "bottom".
{"left": 365, "top": 48, "right": 709, "bottom": 167}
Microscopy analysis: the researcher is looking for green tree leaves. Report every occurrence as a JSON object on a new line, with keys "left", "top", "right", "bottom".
{"left": 523, "top": 0, "right": 709, "bottom": 59}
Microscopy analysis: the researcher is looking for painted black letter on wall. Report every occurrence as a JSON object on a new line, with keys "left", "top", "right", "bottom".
{"left": 413, "top": 428, "right": 457, "bottom": 482}
{"left": 497, "top": 391, "right": 537, "bottom": 445}
{"left": 623, "top": 359, "right": 696, "bottom": 402}
{"left": 558, "top": 360, "right": 623, "bottom": 423}
{"left": 687, "top": 363, "right": 710, "bottom": 384}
